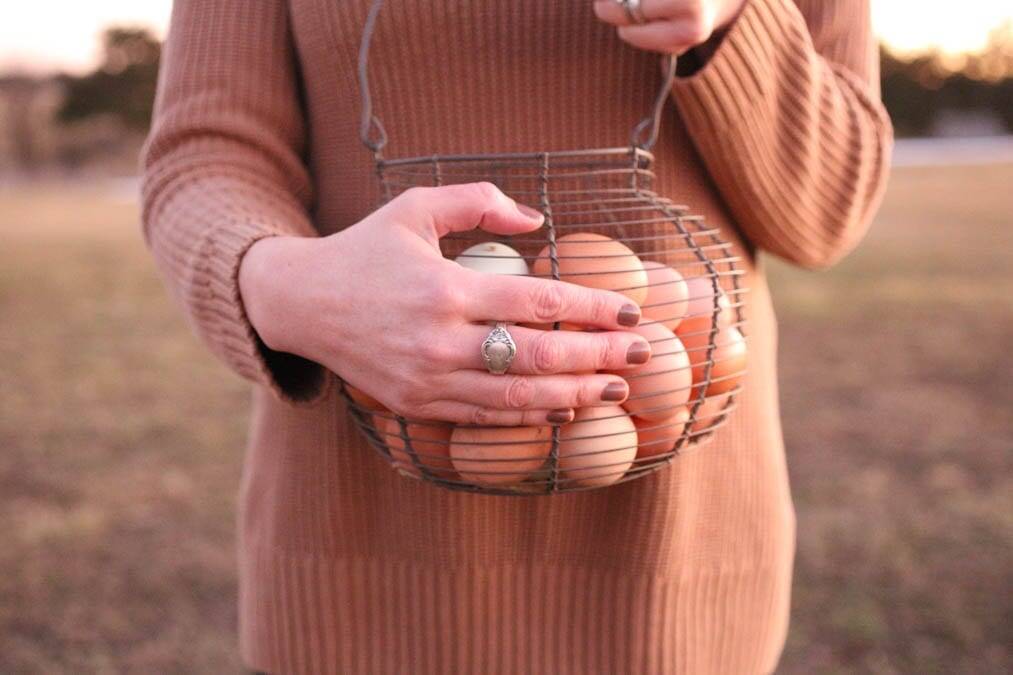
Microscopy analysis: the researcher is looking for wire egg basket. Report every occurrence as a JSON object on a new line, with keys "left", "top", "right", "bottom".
{"left": 340, "top": 0, "right": 748, "bottom": 495}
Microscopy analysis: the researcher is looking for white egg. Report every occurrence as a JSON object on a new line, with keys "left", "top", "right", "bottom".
{"left": 455, "top": 242, "right": 529, "bottom": 276}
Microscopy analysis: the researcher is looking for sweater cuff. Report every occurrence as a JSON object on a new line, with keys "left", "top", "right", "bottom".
{"left": 671, "top": 0, "right": 803, "bottom": 135}
{"left": 206, "top": 222, "right": 330, "bottom": 404}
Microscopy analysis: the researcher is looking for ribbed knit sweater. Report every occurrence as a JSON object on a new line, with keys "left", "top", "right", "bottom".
{"left": 141, "top": 1, "right": 891, "bottom": 673}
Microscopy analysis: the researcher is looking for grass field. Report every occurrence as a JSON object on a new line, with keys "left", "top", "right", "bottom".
{"left": 1, "top": 164, "right": 1011, "bottom": 673}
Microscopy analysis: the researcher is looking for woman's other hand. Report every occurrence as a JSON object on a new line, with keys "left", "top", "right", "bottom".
{"left": 238, "top": 183, "right": 653, "bottom": 426}
{"left": 593, "top": 0, "right": 746, "bottom": 54}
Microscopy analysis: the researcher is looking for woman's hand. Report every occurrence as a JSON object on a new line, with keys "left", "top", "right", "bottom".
{"left": 593, "top": 0, "right": 746, "bottom": 54}
{"left": 239, "top": 183, "right": 653, "bottom": 426}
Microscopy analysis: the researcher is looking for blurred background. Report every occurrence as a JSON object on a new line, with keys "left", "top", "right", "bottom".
{"left": 1, "top": 1, "right": 1010, "bottom": 673}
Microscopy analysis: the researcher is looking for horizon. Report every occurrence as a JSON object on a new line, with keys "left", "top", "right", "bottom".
{"left": 0, "top": 1, "right": 1010, "bottom": 75}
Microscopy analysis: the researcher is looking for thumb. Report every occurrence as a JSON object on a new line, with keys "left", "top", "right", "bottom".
{"left": 387, "top": 182, "right": 544, "bottom": 241}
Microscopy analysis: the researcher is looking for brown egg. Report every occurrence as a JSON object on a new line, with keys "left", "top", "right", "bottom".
{"left": 681, "top": 326, "right": 748, "bottom": 398}
{"left": 612, "top": 322, "right": 692, "bottom": 422}
{"left": 641, "top": 261, "right": 689, "bottom": 331}
{"left": 450, "top": 425, "right": 552, "bottom": 486}
{"left": 344, "top": 383, "right": 387, "bottom": 412}
{"left": 533, "top": 233, "right": 649, "bottom": 307}
{"left": 375, "top": 416, "right": 456, "bottom": 479}
{"left": 634, "top": 406, "right": 690, "bottom": 460}
{"left": 558, "top": 406, "right": 638, "bottom": 488}
{"left": 676, "top": 276, "right": 732, "bottom": 341}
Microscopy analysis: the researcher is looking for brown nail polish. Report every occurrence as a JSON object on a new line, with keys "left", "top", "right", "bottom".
{"left": 602, "top": 382, "right": 628, "bottom": 402}
{"left": 626, "top": 341, "right": 651, "bottom": 365}
{"left": 617, "top": 303, "right": 640, "bottom": 327}
{"left": 516, "top": 202, "right": 544, "bottom": 221}
{"left": 547, "top": 408, "right": 574, "bottom": 424}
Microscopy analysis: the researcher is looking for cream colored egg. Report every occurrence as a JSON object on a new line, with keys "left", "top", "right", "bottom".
{"left": 455, "top": 242, "right": 530, "bottom": 276}
{"left": 558, "top": 406, "right": 638, "bottom": 488}
{"left": 533, "top": 233, "right": 648, "bottom": 307}
{"left": 450, "top": 425, "right": 552, "bottom": 486}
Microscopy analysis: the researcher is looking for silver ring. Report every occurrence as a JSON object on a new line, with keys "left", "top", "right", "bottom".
{"left": 481, "top": 322, "right": 517, "bottom": 375}
{"left": 617, "top": 0, "right": 648, "bottom": 24}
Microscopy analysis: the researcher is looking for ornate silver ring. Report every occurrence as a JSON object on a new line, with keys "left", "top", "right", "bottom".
{"left": 617, "top": 0, "right": 648, "bottom": 25}
{"left": 481, "top": 322, "right": 517, "bottom": 375}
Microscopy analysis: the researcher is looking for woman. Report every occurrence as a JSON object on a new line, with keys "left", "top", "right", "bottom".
{"left": 142, "top": 0, "right": 891, "bottom": 672}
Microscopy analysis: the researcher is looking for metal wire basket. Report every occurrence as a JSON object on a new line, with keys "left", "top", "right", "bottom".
{"left": 340, "top": 0, "right": 748, "bottom": 495}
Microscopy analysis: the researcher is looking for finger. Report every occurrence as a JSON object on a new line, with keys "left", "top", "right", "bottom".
{"left": 418, "top": 401, "right": 575, "bottom": 427}
{"left": 461, "top": 273, "right": 642, "bottom": 329}
{"left": 447, "top": 371, "right": 629, "bottom": 410}
{"left": 386, "top": 182, "right": 544, "bottom": 240}
{"left": 593, "top": 0, "right": 674, "bottom": 26}
{"left": 454, "top": 323, "right": 652, "bottom": 374}
{"left": 617, "top": 20, "right": 712, "bottom": 53}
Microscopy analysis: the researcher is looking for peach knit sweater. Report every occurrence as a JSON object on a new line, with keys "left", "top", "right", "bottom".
{"left": 141, "top": 1, "right": 891, "bottom": 672}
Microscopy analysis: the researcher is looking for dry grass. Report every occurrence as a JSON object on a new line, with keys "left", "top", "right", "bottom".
{"left": 0, "top": 165, "right": 1010, "bottom": 673}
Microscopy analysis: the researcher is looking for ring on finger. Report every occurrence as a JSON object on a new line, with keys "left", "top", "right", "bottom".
{"left": 616, "top": 0, "right": 648, "bottom": 25}
{"left": 481, "top": 322, "right": 517, "bottom": 375}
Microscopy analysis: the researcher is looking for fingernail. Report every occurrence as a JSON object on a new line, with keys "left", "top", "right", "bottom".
{"left": 617, "top": 303, "right": 641, "bottom": 327}
{"left": 602, "top": 381, "right": 628, "bottom": 402}
{"left": 547, "top": 408, "right": 574, "bottom": 424}
{"left": 626, "top": 341, "right": 651, "bottom": 365}
{"left": 516, "top": 202, "right": 544, "bottom": 221}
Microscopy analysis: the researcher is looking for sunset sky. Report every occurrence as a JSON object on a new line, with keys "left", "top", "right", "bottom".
{"left": 1, "top": 1, "right": 1011, "bottom": 74}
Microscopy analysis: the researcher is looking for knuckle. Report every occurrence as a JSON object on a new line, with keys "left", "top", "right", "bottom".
{"left": 503, "top": 376, "right": 536, "bottom": 409}
{"left": 531, "top": 332, "right": 562, "bottom": 374}
{"left": 575, "top": 377, "right": 598, "bottom": 407}
{"left": 420, "top": 275, "right": 464, "bottom": 314}
{"left": 531, "top": 282, "right": 566, "bottom": 322}
{"left": 388, "top": 393, "right": 414, "bottom": 418}
{"left": 682, "top": 18, "right": 711, "bottom": 45}
{"left": 470, "top": 406, "right": 494, "bottom": 425}
{"left": 596, "top": 336, "right": 616, "bottom": 369}
{"left": 470, "top": 181, "right": 501, "bottom": 204}
{"left": 398, "top": 185, "right": 432, "bottom": 208}
{"left": 393, "top": 375, "right": 429, "bottom": 414}
{"left": 413, "top": 402, "right": 439, "bottom": 420}
{"left": 418, "top": 339, "right": 451, "bottom": 366}
{"left": 588, "top": 290, "right": 613, "bottom": 325}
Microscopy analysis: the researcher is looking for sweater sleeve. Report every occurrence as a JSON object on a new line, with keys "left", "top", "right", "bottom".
{"left": 670, "top": 0, "right": 893, "bottom": 269}
{"left": 141, "top": 0, "right": 328, "bottom": 403}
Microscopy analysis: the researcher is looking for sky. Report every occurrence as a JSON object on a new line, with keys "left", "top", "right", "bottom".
{"left": 1, "top": 1, "right": 1011, "bottom": 74}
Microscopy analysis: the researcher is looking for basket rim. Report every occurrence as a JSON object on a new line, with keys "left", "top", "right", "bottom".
{"left": 376, "top": 145, "right": 655, "bottom": 169}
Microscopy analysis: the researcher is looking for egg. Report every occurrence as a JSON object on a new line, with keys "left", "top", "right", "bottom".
{"left": 612, "top": 322, "right": 692, "bottom": 422}
{"left": 641, "top": 261, "right": 690, "bottom": 331}
{"left": 558, "top": 406, "right": 638, "bottom": 488}
{"left": 455, "top": 242, "right": 530, "bottom": 276}
{"left": 532, "top": 233, "right": 649, "bottom": 307}
{"left": 450, "top": 425, "right": 552, "bottom": 486}
{"left": 681, "top": 326, "right": 748, "bottom": 398}
{"left": 344, "top": 383, "right": 387, "bottom": 412}
{"left": 375, "top": 415, "right": 456, "bottom": 479}
{"left": 634, "top": 406, "right": 690, "bottom": 460}
{"left": 676, "top": 276, "right": 732, "bottom": 341}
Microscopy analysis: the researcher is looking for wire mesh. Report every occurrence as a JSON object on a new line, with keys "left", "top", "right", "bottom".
{"left": 340, "top": 0, "right": 748, "bottom": 495}
{"left": 340, "top": 147, "right": 747, "bottom": 495}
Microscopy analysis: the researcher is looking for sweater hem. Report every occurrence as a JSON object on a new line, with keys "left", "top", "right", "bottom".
{"left": 238, "top": 549, "right": 792, "bottom": 675}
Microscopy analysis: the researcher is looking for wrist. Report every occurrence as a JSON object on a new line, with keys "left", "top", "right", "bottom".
{"left": 239, "top": 235, "right": 313, "bottom": 356}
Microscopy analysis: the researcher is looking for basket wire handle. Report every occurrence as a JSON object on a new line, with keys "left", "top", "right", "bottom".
{"left": 357, "top": 0, "right": 677, "bottom": 154}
